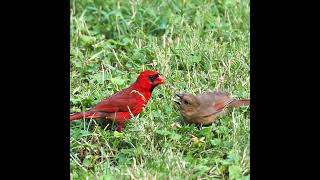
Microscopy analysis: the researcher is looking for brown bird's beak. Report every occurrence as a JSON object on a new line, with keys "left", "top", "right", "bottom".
{"left": 174, "top": 93, "right": 184, "bottom": 105}
{"left": 175, "top": 93, "right": 184, "bottom": 98}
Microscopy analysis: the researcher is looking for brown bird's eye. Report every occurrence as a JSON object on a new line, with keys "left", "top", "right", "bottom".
{"left": 148, "top": 74, "right": 159, "bottom": 83}
{"left": 184, "top": 100, "right": 189, "bottom": 105}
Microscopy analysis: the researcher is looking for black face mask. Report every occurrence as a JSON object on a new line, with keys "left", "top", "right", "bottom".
{"left": 148, "top": 74, "right": 159, "bottom": 83}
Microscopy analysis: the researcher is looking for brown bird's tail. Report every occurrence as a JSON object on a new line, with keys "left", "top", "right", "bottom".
{"left": 70, "top": 111, "right": 106, "bottom": 121}
{"left": 229, "top": 99, "right": 250, "bottom": 108}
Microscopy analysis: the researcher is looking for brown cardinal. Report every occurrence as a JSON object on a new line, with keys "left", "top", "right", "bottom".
{"left": 70, "top": 70, "right": 165, "bottom": 132}
{"left": 174, "top": 91, "right": 249, "bottom": 125}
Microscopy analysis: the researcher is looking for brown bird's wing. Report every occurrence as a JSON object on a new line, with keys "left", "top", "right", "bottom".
{"left": 195, "top": 92, "right": 219, "bottom": 117}
{"left": 196, "top": 91, "right": 235, "bottom": 117}
{"left": 212, "top": 91, "right": 235, "bottom": 111}
{"left": 197, "top": 92, "right": 216, "bottom": 106}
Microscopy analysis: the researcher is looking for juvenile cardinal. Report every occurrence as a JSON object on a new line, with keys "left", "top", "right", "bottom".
{"left": 70, "top": 70, "right": 165, "bottom": 132}
{"left": 174, "top": 91, "right": 249, "bottom": 126}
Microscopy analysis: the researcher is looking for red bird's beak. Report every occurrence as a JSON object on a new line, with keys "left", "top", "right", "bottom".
{"left": 157, "top": 74, "right": 165, "bottom": 84}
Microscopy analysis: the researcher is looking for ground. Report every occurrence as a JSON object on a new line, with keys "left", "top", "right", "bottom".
{"left": 70, "top": 0, "right": 250, "bottom": 179}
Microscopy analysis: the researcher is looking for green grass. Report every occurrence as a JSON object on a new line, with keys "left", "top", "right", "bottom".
{"left": 70, "top": 0, "right": 250, "bottom": 179}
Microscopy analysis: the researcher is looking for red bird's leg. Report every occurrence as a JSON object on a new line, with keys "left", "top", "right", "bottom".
{"left": 115, "top": 122, "right": 125, "bottom": 132}
{"left": 106, "top": 112, "right": 129, "bottom": 132}
{"left": 107, "top": 112, "right": 133, "bottom": 132}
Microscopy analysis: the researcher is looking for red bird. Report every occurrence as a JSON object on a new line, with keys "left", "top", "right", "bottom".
{"left": 70, "top": 70, "right": 165, "bottom": 132}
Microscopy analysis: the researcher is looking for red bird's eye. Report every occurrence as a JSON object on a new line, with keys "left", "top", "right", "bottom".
{"left": 148, "top": 74, "right": 159, "bottom": 83}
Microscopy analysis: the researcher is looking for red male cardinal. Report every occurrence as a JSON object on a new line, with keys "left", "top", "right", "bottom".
{"left": 174, "top": 91, "right": 249, "bottom": 125}
{"left": 70, "top": 70, "right": 165, "bottom": 132}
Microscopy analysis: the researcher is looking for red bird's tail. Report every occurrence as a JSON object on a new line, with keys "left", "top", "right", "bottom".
{"left": 70, "top": 111, "right": 106, "bottom": 121}
{"left": 229, "top": 99, "right": 250, "bottom": 108}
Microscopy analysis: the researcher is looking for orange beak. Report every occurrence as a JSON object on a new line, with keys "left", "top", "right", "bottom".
{"left": 157, "top": 74, "right": 165, "bottom": 84}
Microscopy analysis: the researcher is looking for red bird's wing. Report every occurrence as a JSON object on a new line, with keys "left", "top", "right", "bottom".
{"left": 91, "top": 95, "right": 138, "bottom": 113}
{"left": 91, "top": 87, "right": 148, "bottom": 113}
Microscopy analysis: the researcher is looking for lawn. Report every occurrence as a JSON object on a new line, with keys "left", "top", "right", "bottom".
{"left": 70, "top": 0, "right": 250, "bottom": 179}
